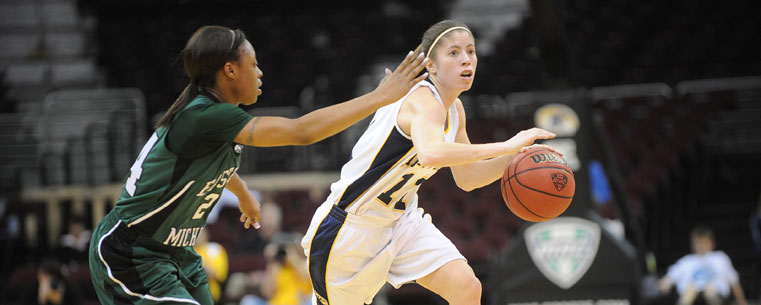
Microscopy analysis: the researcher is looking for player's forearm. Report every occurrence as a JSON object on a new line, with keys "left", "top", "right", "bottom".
{"left": 417, "top": 140, "right": 518, "bottom": 168}
{"left": 225, "top": 173, "right": 250, "bottom": 199}
{"left": 294, "top": 90, "right": 392, "bottom": 145}
{"left": 451, "top": 154, "right": 514, "bottom": 191}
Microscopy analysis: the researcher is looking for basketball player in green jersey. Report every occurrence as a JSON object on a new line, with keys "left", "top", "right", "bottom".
{"left": 88, "top": 25, "right": 428, "bottom": 305}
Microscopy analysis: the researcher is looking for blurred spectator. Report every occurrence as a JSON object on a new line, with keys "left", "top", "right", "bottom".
{"left": 20, "top": 258, "right": 83, "bottom": 305}
{"left": 750, "top": 192, "right": 761, "bottom": 300}
{"left": 58, "top": 216, "right": 91, "bottom": 266}
{"left": 240, "top": 238, "right": 311, "bottom": 305}
{"left": 750, "top": 193, "right": 761, "bottom": 253}
{"left": 194, "top": 229, "right": 229, "bottom": 304}
{"left": 658, "top": 226, "right": 748, "bottom": 305}
{"left": 225, "top": 201, "right": 307, "bottom": 304}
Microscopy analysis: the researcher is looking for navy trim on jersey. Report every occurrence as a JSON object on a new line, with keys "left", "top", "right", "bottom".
{"left": 336, "top": 127, "right": 413, "bottom": 210}
{"left": 308, "top": 205, "right": 347, "bottom": 305}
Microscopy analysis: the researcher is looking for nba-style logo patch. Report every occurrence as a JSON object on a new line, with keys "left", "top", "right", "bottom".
{"left": 234, "top": 144, "right": 243, "bottom": 154}
{"left": 525, "top": 217, "right": 601, "bottom": 289}
{"left": 551, "top": 173, "right": 568, "bottom": 191}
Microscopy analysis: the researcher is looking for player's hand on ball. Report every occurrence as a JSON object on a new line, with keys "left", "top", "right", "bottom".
{"left": 507, "top": 128, "right": 556, "bottom": 152}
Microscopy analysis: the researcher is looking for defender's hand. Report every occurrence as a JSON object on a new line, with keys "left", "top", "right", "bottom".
{"left": 373, "top": 51, "right": 429, "bottom": 104}
{"left": 238, "top": 195, "right": 261, "bottom": 230}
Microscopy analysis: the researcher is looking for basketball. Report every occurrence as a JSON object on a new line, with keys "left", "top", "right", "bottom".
{"left": 501, "top": 148, "right": 575, "bottom": 222}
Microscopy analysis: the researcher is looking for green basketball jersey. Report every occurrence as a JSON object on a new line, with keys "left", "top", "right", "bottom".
{"left": 113, "top": 94, "right": 252, "bottom": 247}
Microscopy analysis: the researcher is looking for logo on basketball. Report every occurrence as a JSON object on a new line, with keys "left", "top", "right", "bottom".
{"left": 525, "top": 217, "right": 601, "bottom": 289}
{"left": 551, "top": 173, "right": 568, "bottom": 191}
{"left": 530, "top": 153, "right": 569, "bottom": 166}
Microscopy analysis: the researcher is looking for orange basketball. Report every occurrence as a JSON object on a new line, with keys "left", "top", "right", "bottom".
{"left": 501, "top": 148, "right": 575, "bottom": 222}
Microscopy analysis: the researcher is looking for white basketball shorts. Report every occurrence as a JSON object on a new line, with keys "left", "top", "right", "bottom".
{"left": 301, "top": 202, "right": 465, "bottom": 305}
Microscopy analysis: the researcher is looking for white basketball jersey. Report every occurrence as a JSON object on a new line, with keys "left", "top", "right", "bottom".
{"left": 326, "top": 80, "right": 459, "bottom": 222}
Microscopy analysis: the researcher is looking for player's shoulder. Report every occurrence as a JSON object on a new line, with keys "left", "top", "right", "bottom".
{"left": 401, "top": 87, "right": 437, "bottom": 113}
{"left": 205, "top": 100, "right": 242, "bottom": 111}
{"left": 407, "top": 84, "right": 436, "bottom": 101}
{"left": 192, "top": 100, "right": 246, "bottom": 120}
{"left": 189, "top": 95, "right": 240, "bottom": 110}
{"left": 453, "top": 98, "right": 467, "bottom": 119}
{"left": 181, "top": 95, "right": 215, "bottom": 115}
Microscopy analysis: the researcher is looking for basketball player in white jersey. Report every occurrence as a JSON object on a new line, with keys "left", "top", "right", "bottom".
{"left": 301, "top": 20, "right": 559, "bottom": 305}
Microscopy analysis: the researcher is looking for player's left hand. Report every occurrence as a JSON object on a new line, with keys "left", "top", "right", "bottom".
{"left": 520, "top": 144, "right": 563, "bottom": 157}
{"left": 238, "top": 195, "right": 261, "bottom": 230}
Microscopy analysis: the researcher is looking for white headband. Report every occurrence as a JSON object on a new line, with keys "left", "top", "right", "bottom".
{"left": 426, "top": 26, "right": 471, "bottom": 58}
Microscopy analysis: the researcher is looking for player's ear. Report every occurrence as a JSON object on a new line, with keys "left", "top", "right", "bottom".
{"left": 426, "top": 59, "right": 436, "bottom": 75}
{"left": 223, "top": 62, "right": 235, "bottom": 78}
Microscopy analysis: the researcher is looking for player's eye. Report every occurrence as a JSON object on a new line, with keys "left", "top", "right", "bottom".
{"left": 450, "top": 50, "right": 458, "bottom": 56}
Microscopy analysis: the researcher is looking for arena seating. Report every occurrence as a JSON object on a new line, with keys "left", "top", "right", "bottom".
{"left": 2, "top": 0, "right": 760, "bottom": 304}
{"left": 470, "top": 0, "right": 761, "bottom": 96}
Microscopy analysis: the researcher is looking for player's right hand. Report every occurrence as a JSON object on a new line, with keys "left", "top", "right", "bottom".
{"left": 506, "top": 127, "right": 556, "bottom": 152}
{"left": 373, "top": 50, "right": 429, "bottom": 104}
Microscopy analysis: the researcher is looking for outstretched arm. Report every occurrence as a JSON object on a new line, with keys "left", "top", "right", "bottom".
{"left": 234, "top": 52, "right": 428, "bottom": 147}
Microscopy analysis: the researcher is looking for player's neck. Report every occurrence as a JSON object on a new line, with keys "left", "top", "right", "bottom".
{"left": 429, "top": 78, "right": 461, "bottom": 108}
{"left": 205, "top": 87, "right": 236, "bottom": 106}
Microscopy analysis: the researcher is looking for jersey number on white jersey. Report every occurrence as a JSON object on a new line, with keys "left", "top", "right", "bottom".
{"left": 376, "top": 173, "right": 427, "bottom": 211}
